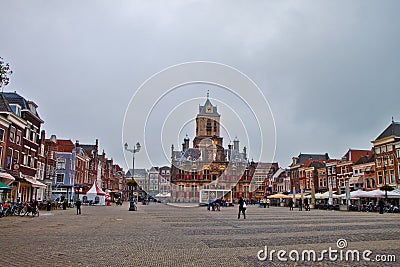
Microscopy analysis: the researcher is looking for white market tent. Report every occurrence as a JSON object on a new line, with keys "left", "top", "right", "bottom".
{"left": 336, "top": 189, "right": 400, "bottom": 199}
{"left": 309, "top": 191, "right": 340, "bottom": 199}
{"left": 82, "top": 182, "right": 107, "bottom": 205}
{"left": 358, "top": 189, "right": 400, "bottom": 199}
{"left": 155, "top": 192, "right": 171, "bottom": 198}
{"left": 337, "top": 189, "right": 364, "bottom": 199}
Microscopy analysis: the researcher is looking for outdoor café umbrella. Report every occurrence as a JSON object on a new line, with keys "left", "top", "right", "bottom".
{"left": 267, "top": 193, "right": 292, "bottom": 199}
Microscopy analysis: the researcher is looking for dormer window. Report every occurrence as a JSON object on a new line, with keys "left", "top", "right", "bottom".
{"left": 10, "top": 104, "right": 21, "bottom": 117}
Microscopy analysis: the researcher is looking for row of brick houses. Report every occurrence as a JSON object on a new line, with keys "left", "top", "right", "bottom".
{"left": 166, "top": 94, "right": 400, "bottom": 202}
{"left": 43, "top": 136, "right": 127, "bottom": 202}
{"left": 0, "top": 91, "right": 127, "bottom": 203}
{"left": 286, "top": 120, "right": 400, "bottom": 198}
{"left": 2, "top": 91, "right": 397, "bottom": 204}
{"left": 240, "top": 120, "right": 400, "bottom": 199}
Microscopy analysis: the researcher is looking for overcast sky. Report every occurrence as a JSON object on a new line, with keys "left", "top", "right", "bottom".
{"left": 1, "top": 1, "right": 399, "bottom": 170}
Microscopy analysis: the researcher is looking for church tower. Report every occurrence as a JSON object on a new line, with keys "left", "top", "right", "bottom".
{"left": 193, "top": 92, "right": 223, "bottom": 150}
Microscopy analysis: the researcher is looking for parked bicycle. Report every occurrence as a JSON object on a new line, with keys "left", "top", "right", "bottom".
{"left": 13, "top": 202, "right": 25, "bottom": 216}
{"left": 20, "top": 202, "right": 39, "bottom": 217}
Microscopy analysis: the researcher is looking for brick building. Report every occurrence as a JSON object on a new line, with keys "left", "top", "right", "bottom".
{"left": 352, "top": 153, "right": 376, "bottom": 190}
{"left": 252, "top": 162, "right": 279, "bottom": 198}
{"left": 170, "top": 94, "right": 251, "bottom": 203}
{"left": 372, "top": 120, "right": 400, "bottom": 189}
{"left": 336, "top": 149, "right": 373, "bottom": 193}
{"left": 158, "top": 166, "right": 171, "bottom": 197}
{"left": 0, "top": 92, "right": 46, "bottom": 202}
{"left": 78, "top": 139, "right": 101, "bottom": 187}
{"left": 290, "top": 153, "right": 329, "bottom": 193}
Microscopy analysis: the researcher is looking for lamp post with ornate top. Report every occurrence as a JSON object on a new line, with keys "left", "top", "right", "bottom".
{"left": 124, "top": 142, "right": 141, "bottom": 208}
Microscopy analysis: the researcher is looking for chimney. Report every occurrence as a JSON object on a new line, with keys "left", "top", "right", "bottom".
{"left": 50, "top": 134, "right": 57, "bottom": 143}
{"left": 233, "top": 137, "right": 239, "bottom": 151}
{"left": 40, "top": 130, "right": 45, "bottom": 141}
{"left": 95, "top": 139, "right": 99, "bottom": 154}
{"left": 75, "top": 140, "right": 80, "bottom": 147}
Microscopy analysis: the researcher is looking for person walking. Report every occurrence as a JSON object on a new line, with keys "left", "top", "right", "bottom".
{"left": 266, "top": 198, "right": 270, "bottom": 208}
{"left": 298, "top": 198, "right": 303, "bottom": 211}
{"left": 289, "top": 199, "right": 294, "bottom": 211}
{"left": 76, "top": 198, "right": 82, "bottom": 215}
{"left": 304, "top": 198, "right": 310, "bottom": 211}
{"left": 238, "top": 197, "right": 246, "bottom": 219}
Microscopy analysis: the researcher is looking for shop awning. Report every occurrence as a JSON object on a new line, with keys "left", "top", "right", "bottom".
{"left": 0, "top": 181, "right": 11, "bottom": 192}
{"left": 0, "top": 171, "right": 16, "bottom": 186}
{"left": 23, "top": 177, "right": 47, "bottom": 187}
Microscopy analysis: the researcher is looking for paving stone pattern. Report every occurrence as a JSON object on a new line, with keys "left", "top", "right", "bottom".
{"left": 0, "top": 203, "right": 399, "bottom": 267}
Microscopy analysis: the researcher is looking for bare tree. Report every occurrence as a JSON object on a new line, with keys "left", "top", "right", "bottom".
{"left": 0, "top": 57, "right": 13, "bottom": 91}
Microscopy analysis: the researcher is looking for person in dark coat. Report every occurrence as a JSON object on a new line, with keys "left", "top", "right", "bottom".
{"left": 304, "top": 198, "right": 310, "bottom": 211}
{"left": 238, "top": 197, "right": 246, "bottom": 219}
{"left": 378, "top": 198, "right": 385, "bottom": 214}
{"left": 76, "top": 198, "right": 82, "bottom": 215}
{"left": 298, "top": 198, "right": 303, "bottom": 211}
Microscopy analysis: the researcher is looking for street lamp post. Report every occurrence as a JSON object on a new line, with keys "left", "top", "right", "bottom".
{"left": 124, "top": 142, "right": 141, "bottom": 202}
{"left": 383, "top": 154, "right": 389, "bottom": 201}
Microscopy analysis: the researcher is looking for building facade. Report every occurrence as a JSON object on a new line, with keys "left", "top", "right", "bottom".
{"left": 148, "top": 167, "right": 160, "bottom": 197}
{"left": 0, "top": 92, "right": 46, "bottom": 202}
{"left": 336, "top": 149, "right": 373, "bottom": 193}
{"left": 252, "top": 162, "right": 279, "bottom": 197}
{"left": 170, "top": 94, "right": 250, "bottom": 203}
{"left": 290, "top": 153, "right": 329, "bottom": 193}
{"left": 352, "top": 153, "right": 376, "bottom": 190}
{"left": 372, "top": 120, "right": 400, "bottom": 189}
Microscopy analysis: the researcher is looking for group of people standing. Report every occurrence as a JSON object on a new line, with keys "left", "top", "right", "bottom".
{"left": 288, "top": 198, "right": 311, "bottom": 211}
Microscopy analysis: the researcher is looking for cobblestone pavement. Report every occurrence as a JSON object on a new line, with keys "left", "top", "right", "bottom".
{"left": 0, "top": 203, "right": 399, "bottom": 267}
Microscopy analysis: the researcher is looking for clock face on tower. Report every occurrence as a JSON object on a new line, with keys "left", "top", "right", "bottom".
{"left": 206, "top": 105, "right": 212, "bottom": 113}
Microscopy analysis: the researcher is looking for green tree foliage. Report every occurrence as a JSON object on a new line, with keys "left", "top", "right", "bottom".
{"left": 0, "top": 57, "right": 13, "bottom": 89}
